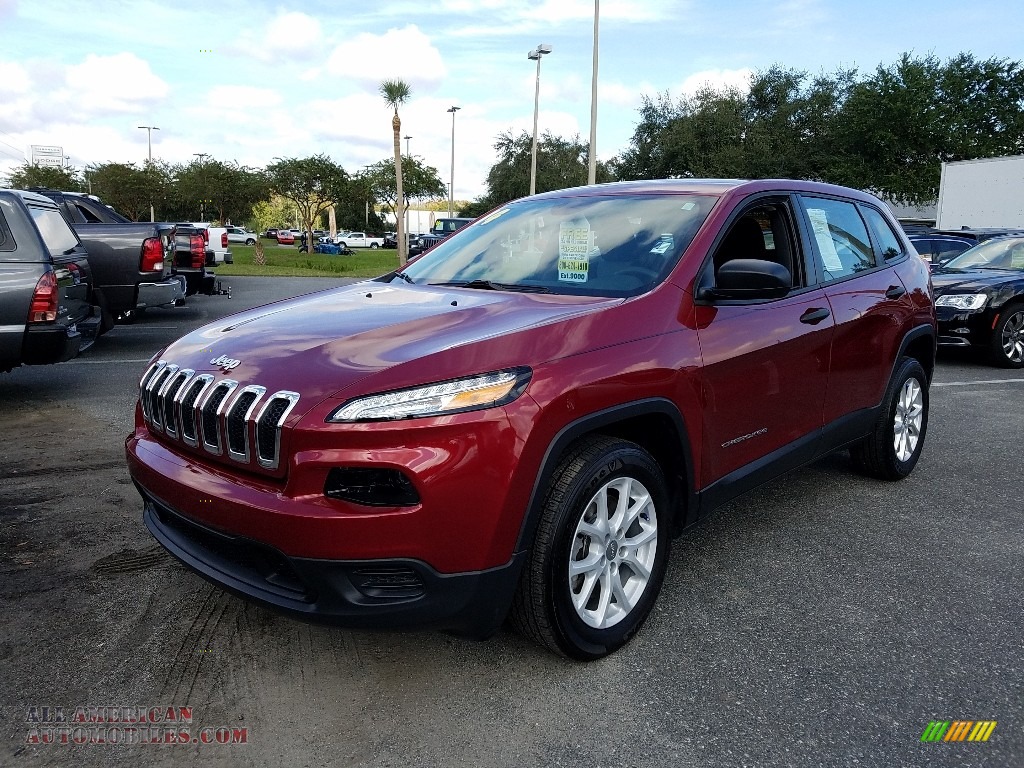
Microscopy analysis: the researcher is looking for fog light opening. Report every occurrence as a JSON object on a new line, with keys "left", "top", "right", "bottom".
{"left": 324, "top": 467, "right": 420, "bottom": 507}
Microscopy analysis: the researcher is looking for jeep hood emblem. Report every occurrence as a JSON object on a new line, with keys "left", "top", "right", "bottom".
{"left": 211, "top": 354, "right": 241, "bottom": 371}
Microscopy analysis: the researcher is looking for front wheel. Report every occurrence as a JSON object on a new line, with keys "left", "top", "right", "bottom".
{"left": 989, "top": 303, "right": 1024, "bottom": 368}
{"left": 851, "top": 356, "right": 929, "bottom": 480}
{"left": 511, "top": 436, "right": 672, "bottom": 660}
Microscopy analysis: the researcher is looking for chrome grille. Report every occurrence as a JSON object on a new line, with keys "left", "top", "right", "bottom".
{"left": 226, "top": 386, "right": 266, "bottom": 462}
{"left": 138, "top": 360, "right": 298, "bottom": 472}
{"left": 255, "top": 392, "right": 300, "bottom": 470}
{"left": 201, "top": 380, "right": 238, "bottom": 455}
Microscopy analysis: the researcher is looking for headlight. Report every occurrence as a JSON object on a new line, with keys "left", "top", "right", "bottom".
{"left": 328, "top": 368, "right": 532, "bottom": 422}
{"left": 935, "top": 293, "right": 988, "bottom": 310}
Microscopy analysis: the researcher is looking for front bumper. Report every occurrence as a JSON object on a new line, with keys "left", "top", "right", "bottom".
{"left": 935, "top": 306, "right": 993, "bottom": 347}
{"left": 140, "top": 486, "right": 524, "bottom": 637}
{"left": 137, "top": 277, "right": 186, "bottom": 309}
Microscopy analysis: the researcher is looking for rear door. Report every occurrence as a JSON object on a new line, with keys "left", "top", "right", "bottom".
{"left": 795, "top": 195, "right": 916, "bottom": 425}
{"left": 696, "top": 194, "right": 834, "bottom": 485}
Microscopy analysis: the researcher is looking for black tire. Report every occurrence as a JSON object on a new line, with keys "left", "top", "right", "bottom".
{"left": 370, "top": 242, "right": 379, "bottom": 249}
{"left": 510, "top": 435, "right": 672, "bottom": 660}
{"left": 988, "top": 302, "right": 1024, "bottom": 368}
{"left": 851, "top": 357, "right": 929, "bottom": 480}
{"left": 245, "top": 238, "right": 255, "bottom": 245}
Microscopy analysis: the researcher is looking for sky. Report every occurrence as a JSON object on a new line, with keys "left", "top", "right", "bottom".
{"left": 1, "top": 0, "right": 1022, "bottom": 202}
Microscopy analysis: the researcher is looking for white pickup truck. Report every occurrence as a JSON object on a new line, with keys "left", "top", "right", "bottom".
{"left": 335, "top": 231, "right": 383, "bottom": 249}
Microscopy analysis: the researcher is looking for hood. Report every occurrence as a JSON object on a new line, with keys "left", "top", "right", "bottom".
{"left": 931, "top": 268, "right": 1020, "bottom": 293}
{"left": 159, "top": 282, "right": 618, "bottom": 406}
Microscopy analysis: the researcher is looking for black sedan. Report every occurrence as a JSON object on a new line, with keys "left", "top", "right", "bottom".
{"left": 932, "top": 235, "right": 1024, "bottom": 367}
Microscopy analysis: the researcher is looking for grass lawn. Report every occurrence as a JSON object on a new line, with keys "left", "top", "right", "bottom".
{"left": 217, "top": 240, "right": 400, "bottom": 278}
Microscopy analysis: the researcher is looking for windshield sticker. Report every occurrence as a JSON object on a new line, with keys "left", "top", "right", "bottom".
{"left": 806, "top": 208, "right": 844, "bottom": 272}
{"left": 650, "top": 234, "right": 674, "bottom": 255}
{"left": 558, "top": 220, "right": 593, "bottom": 283}
{"left": 478, "top": 208, "right": 510, "bottom": 226}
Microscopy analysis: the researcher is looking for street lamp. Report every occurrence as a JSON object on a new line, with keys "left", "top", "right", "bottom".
{"left": 403, "top": 135, "right": 412, "bottom": 157}
{"left": 446, "top": 106, "right": 460, "bottom": 217}
{"left": 138, "top": 125, "right": 159, "bottom": 222}
{"left": 527, "top": 44, "right": 552, "bottom": 196}
{"left": 588, "top": 1, "right": 600, "bottom": 185}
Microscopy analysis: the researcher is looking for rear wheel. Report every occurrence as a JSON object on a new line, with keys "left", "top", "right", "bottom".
{"left": 989, "top": 303, "right": 1024, "bottom": 368}
{"left": 511, "top": 436, "right": 672, "bottom": 659}
{"left": 851, "top": 356, "right": 928, "bottom": 480}
{"left": 370, "top": 242, "right": 379, "bottom": 249}
{"left": 245, "top": 238, "right": 255, "bottom": 245}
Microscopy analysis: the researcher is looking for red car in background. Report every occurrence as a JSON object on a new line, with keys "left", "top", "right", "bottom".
{"left": 127, "top": 179, "right": 936, "bottom": 659}
{"left": 275, "top": 230, "right": 295, "bottom": 245}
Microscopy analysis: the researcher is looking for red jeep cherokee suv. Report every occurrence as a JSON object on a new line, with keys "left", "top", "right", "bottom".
{"left": 126, "top": 180, "right": 936, "bottom": 659}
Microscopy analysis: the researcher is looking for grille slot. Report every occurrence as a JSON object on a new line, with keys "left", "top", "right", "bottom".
{"left": 226, "top": 386, "right": 265, "bottom": 462}
{"left": 200, "top": 380, "right": 238, "bottom": 455}
{"left": 148, "top": 365, "right": 177, "bottom": 431}
{"left": 160, "top": 369, "right": 193, "bottom": 438}
{"left": 176, "top": 374, "right": 212, "bottom": 446}
{"left": 255, "top": 392, "right": 301, "bottom": 470}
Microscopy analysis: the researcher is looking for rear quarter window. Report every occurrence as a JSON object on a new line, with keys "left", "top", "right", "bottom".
{"left": 28, "top": 205, "right": 80, "bottom": 257}
{"left": 0, "top": 208, "right": 13, "bottom": 252}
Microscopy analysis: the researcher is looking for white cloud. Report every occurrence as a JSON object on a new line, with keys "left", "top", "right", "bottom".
{"left": 325, "top": 26, "right": 447, "bottom": 91}
{"left": 228, "top": 11, "right": 324, "bottom": 63}
{"left": 678, "top": 68, "right": 753, "bottom": 96}
{"left": 0, "top": 60, "right": 30, "bottom": 94}
{"left": 62, "top": 54, "right": 169, "bottom": 114}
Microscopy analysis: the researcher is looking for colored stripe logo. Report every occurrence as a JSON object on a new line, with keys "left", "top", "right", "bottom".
{"left": 921, "top": 721, "right": 997, "bottom": 742}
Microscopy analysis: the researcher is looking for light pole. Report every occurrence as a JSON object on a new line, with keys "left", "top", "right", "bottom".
{"left": 447, "top": 106, "right": 460, "bottom": 217}
{"left": 588, "top": 0, "right": 600, "bottom": 185}
{"left": 527, "top": 44, "right": 552, "bottom": 197}
{"left": 403, "top": 135, "right": 412, "bottom": 157}
{"left": 402, "top": 135, "right": 413, "bottom": 237}
{"left": 138, "top": 125, "right": 159, "bottom": 221}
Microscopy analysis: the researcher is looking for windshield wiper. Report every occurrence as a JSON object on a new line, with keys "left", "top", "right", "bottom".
{"left": 392, "top": 271, "right": 414, "bottom": 283}
{"left": 433, "top": 279, "right": 551, "bottom": 293}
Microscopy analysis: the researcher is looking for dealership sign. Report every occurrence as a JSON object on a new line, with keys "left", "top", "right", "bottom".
{"left": 31, "top": 145, "right": 64, "bottom": 168}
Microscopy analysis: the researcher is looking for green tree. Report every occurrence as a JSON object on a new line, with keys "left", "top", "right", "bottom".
{"left": 6, "top": 163, "right": 83, "bottom": 191}
{"left": 477, "top": 130, "right": 615, "bottom": 208}
{"left": 362, "top": 156, "right": 447, "bottom": 227}
{"left": 170, "top": 158, "right": 270, "bottom": 223}
{"left": 266, "top": 155, "right": 349, "bottom": 251}
{"left": 380, "top": 79, "right": 412, "bottom": 264}
{"left": 85, "top": 161, "right": 169, "bottom": 221}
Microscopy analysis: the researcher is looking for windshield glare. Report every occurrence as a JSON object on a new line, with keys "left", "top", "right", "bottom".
{"left": 395, "top": 194, "right": 718, "bottom": 297}
{"left": 945, "top": 237, "right": 1024, "bottom": 271}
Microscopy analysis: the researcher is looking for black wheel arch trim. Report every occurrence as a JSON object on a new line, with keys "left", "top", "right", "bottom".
{"left": 893, "top": 322, "right": 937, "bottom": 383}
{"left": 514, "top": 398, "right": 697, "bottom": 555}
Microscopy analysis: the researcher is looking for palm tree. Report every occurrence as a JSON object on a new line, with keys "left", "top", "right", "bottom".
{"left": 380, "top": 79, "right": 412, "bottom": 265}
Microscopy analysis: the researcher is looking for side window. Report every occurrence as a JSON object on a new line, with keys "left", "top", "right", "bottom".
{"left": 0, "top": 209, "right": 13, "bottom": 252}
{"left": 710, "top": 200, "right": 803, "bottom": 289}
{"left": 861, "top": 206, "right": 904, "bottom": 262}
{"left": 799, "top": 196, "right": 875, "bottom": 282}
{"left": 71, "top": 202, "right": 103, "bottom": 223}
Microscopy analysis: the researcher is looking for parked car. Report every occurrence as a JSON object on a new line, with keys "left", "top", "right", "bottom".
{"left": 0, "top": 189, "right": 103, "bottom": 372}
{"left": 227, "top": 227, "right": 257, "bottom": 246}
{"left": 909, "top": 233, "right": 974, "bottom": 267}
{"left": 127, "top": 179, "right": 936, "bottom": 660}
{"left": 410, "top": 217, "right": 474, "bottom": 256}
{"left": 932, "top": 235, "right": 1024, "bottom": 367}
{"left": 169, "top": 225, "right": 228, "bottom": 297}
{"left": 263, "top": 228, "right": 279, "bottom": 240}
{"left": 334, "top": 231, "right": 383, "bottom": 249}
{"left": 276, "top": 230, "right": 295, "bottom": 245}
{"left": 29, "top": 188, "right": 182, "bottom": 322}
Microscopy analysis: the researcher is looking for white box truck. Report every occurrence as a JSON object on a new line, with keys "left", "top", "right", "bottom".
{"left": 936, "top": 155, "right": 1024, "bottom": 230}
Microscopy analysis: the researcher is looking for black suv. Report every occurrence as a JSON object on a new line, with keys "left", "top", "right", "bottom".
{"left": 409, "top": 217, "right": 474, "bottom": 256}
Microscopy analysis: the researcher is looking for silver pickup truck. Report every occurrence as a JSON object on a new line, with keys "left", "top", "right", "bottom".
{"left": 0, "top": 190, "right": 103, "bottom": 373}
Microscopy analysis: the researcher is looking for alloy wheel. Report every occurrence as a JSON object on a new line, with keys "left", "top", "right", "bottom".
{"left": 893, "top": 378, "right": 924, "bottom": 463}
{"left": 568, "top": 476, "right": 658, "bottom": 629}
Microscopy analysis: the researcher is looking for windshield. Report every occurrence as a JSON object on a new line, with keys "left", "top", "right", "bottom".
{"left": 944, "top": 237, "right": 1024, "bottom": 271}
{"left": 393, "top": 193, "right": 718, "bottom": 297}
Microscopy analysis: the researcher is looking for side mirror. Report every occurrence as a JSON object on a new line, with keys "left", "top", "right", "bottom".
{"left": 701, "top": 259, "right": 792, "bottom": 301}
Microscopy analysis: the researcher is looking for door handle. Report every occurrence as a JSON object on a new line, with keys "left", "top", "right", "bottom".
{"left": 800, "top": 307, "right": 831, "bottom": 325}
{"left": 885, "top": 284, "right": 907, "bottom": 299}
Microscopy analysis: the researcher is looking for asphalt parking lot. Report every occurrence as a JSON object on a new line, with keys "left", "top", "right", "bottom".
{"left": 1, "top": 276, "right": 1021, "bottom": 767}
